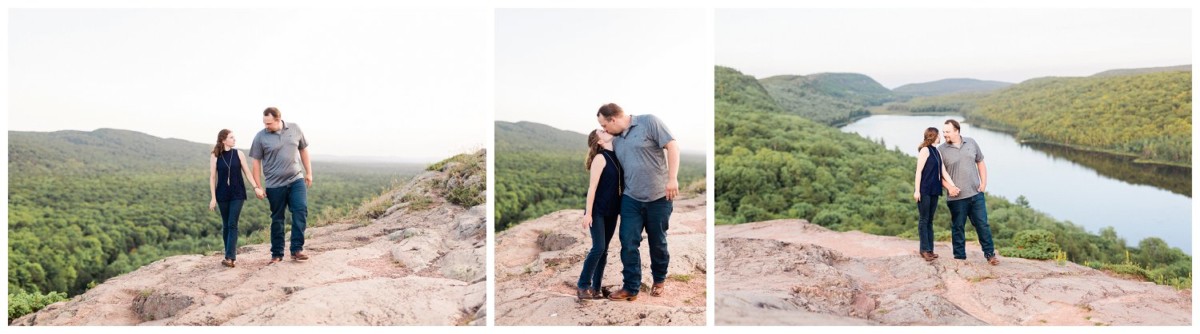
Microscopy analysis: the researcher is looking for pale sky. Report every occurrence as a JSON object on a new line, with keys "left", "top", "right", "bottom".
{"left": 495, "top": 9, "right": 711, "bottom": 154}
{"left": 717, "top": 9, "right": 1191, "bottom": 88}
{"left": 9, "top": 9, "right": 490, "bottom": 163}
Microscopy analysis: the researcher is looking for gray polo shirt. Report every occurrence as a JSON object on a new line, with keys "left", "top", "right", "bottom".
{"left": 938, "top": 136, "right": 984, "bottom": 201}
{"left": 250, "top": 121, "right": 309, "bottom": 188}
{"left": 612, "top": 114, "right": 676, "bottom": 202}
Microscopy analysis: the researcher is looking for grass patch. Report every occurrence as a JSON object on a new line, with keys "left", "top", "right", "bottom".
{"left": 669, "top": 274, "right": 694, "bottom": 283}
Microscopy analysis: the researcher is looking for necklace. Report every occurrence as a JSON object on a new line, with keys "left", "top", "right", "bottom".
{"left": 220, "top": 149, "right": 233, "bottom": 186}
{"left": 603, "top": 150, "right": 623, "bottom": 194}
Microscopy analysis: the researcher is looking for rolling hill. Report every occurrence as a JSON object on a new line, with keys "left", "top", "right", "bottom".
{"left": 893, "top": 78, "right": 1012, "bottom": 97}
{"left": 758, "top": 72, "right": 895, "bottom": 126}
{"left": 714, "top": 66, "right": 1190, "bottom": 291}
{"left": 8, "top": 129, "right": 425, "bottom": 302}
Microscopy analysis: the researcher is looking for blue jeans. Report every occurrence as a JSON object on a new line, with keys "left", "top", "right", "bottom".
{"left": 267, "top": 178, "right": 308, "bottom": 258}
{"left": 618, "top": 195, "right": 672, "bottom": 294}
{"left": 947, "top": 193, "right": 995, "bottom": 259}
{"left": 217, "top": 199, "right": 244, "bottom": 260}
{"left": 578, "top": 214, "right": 618, "bottom": 290}
{"left": 916, "top": 194, "right": 938, "bottom": 253}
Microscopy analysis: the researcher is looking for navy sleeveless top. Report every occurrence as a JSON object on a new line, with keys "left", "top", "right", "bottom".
{"left": 591, "top": 150, "right": 623, "bottom": 217}
{"left": 919, "top": 146, "right": 943, "bottom": 196}
{"left": 215, "top": 149, "right": 247, "bottom": 202}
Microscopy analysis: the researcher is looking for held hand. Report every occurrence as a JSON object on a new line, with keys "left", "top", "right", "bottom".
{"left": 949, "top": 187, "right": 961, "bottom": 197}
{"left": 209, "top": 198, "right": 217, "bottom": 211}
{"left": 581, "top": 214, "right": 592, "bottom": 229}
{"left": 305, "top": 173, "right": 313, "bottom": 188}
{"left": 255, "top": 187, "right": 266, "bottom": 200}
{"left": 666, "top": 179, "right": 679, "bottom": 201}
{"left": 913, "top": 191, "right": 920, "bottom": 202}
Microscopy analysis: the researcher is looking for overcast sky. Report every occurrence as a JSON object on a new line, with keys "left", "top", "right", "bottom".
{"left": 9, "top": 9, "right": 489, "bottom": 162}
{"left": 717, "top": 9, "right": 1191, "bottom": 88}
{"left": 495, "top": 9, "right": 711, "bottom": 154}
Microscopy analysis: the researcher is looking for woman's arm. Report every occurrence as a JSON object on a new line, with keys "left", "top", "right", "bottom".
{"left": 209, "top": 155, "right": 218, "bottom": 210}
{"left": 940, "top": 159, "right": 958, "bottom": 190}
{"left": 914, "top": 147, "right": 928, "bottom": 201}
{"left": 237, "top": 150, "right": 260, "bottom": 189}
{"left": 582, "top": 155, "right": 606, "bottom": 229}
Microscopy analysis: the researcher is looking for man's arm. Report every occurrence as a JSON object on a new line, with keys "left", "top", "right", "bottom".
{"left": 252, "top": 158, "right": 265, "bottom": 199}
{"left": 664, "top": 140, "right": 679, "bottom": 200}
{"left": 977, "top": 160, "right": 987, "bottom": 193}
{"left": 300, "top": 147, "right": 313, "bottom": 188}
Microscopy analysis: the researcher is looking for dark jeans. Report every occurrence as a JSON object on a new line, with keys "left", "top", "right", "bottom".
{"left": 947, "top": 192, "right": 995, "bottom": 259}
{"left": 618, "top": 195, "right": 672, "bottom": 294}
{"left": 267, "top": 178, "right": 308, "bottom": 258}
{"left": 217, "top": 199, "right": 244, "bottom": 260}
{"left": 916, "top": 194, "right": 938, "bottom": 252}
{"left": 578, "top": 214, "right": 618, "bottom": 290}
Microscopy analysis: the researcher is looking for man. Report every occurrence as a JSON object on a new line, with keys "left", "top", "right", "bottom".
{"left": 596, "top": 103, "right": 680, "bottom": 301}
{"left": 250, "top": 107, "right": 313, "bottom": 263}
{"left": 939, "top": 119, "right": 998, "bottom": 265}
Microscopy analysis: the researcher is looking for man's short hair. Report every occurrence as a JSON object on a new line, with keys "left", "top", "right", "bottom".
{"left": 945, "top": 119, "right": 961, "bottom": 131}
{"left": 597, "top": 103, "right": 624, "bottom": 121}
{"left": 264, "top": 107, "right": 281, "bottom": 119}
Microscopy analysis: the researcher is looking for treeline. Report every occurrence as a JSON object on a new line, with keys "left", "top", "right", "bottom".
{"left": 897, "top": 71, "right": 1192, "bottom": 166}
{"left": 715, "top": 66, "right": 1191, "bottom": 289}
{"left": 495, "top": 121, "right": 705, "bottom": 231}
{"left": 8, "top": 129, "right": 423, "bottom": 299}
{"left": 758, "top": 73, "right": 885, "bottom": 126}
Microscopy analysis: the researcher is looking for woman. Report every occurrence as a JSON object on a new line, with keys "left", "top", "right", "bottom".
{"left": 577, "top": 128, "right": 623, "bottom": 301}
{"left": 209, "top": 129, "right": 261, "bottom": 268}
{"left": 913, "top": 127, "right": 959, "bottom": 261}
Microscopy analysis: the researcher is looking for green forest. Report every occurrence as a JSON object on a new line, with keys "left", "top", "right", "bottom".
{"left": 759, "top": 73, "right": 887, "bottom": 126}
{"left": 894, "top": 71, "right": 1192, "bottom": 166}
{"left": 715, "top": 66, "right": 1191, "bottom": 289}
{"left": 8, "top": 129, "right": 424, "bottom": 307}
{"left": 495, "top": 121, "right": 705, "bottom": 231}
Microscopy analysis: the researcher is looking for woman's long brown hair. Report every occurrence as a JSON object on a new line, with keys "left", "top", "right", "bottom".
{"left": 918, "top": 127, "right": 939, "bottom": 151}
{"left": 212, "top": 129, "right": 232, "bottom": 157}
{"left": 585, "top": 130, "right": 603, "bottom": 170}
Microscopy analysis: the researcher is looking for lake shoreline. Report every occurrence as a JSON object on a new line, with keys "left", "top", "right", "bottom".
{"left": 865, "top": 110, "right": 1192, "bottom": 168}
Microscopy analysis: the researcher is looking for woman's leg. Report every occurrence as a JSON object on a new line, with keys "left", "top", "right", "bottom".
{"left": 225, "top": 199, "right": 244, "bottom": 260}
{"left": 218, "top": 201, "right": 232, "bottom": 260}
{"left": 590, "top": 214, "right": 619, "bottom": 291}
{"left": 917, "top": 194, "right": 937, "bottom": 253}
{"left": 577, "top": 214, "right": 608, "bottom": 290}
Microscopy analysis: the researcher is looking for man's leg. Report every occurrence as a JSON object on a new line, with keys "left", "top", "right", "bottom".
{"left": 967, "top": 194, "right": 996, "bottom": 258}
{"left": 947, "top": 198, "right": 969, "bottom": 259}
{"left": 644, "top": 197, "right": 672, "bottom": 286}
{"left": 288, "top": 179, "right": 308, "bottom": 256}
{"left": 266, "top": 186, "right": 290, "bottom": 259}
{"left": 618, "top": 195, "right": 646, "bottom": 294}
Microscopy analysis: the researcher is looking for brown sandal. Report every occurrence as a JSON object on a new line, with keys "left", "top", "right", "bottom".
{"left": 987, "top": 255, "right": 1000, "bottom": 266}
{"left": 221, "top": 259, "right": 236, "bottom": 268}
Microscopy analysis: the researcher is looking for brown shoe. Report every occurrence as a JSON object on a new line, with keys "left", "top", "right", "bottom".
{"left": 593, "top": 287, "right": 611, "bottom": 299}
{"left": 987, "top": 255, "right": 1000, "bottom": 266}
{"left": 292, "top": 252, "right": 310, "bottom": 261}
{"left": 576, "top": 288, "right": 595, "bottom": 302}
{"left": 920, "top": 251, "right": 937, "bottom": 261}
{"left": 269, "top": 257, "right": 283, "bottom": 264}
{"left": 221, "top": 259, "right": 236, "bottom": 268}
{"left": 608, "top": 289, "right": 638, "bottom": 301}
{"left": 650, "top": 282, "right": 666, "bottom": 297}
